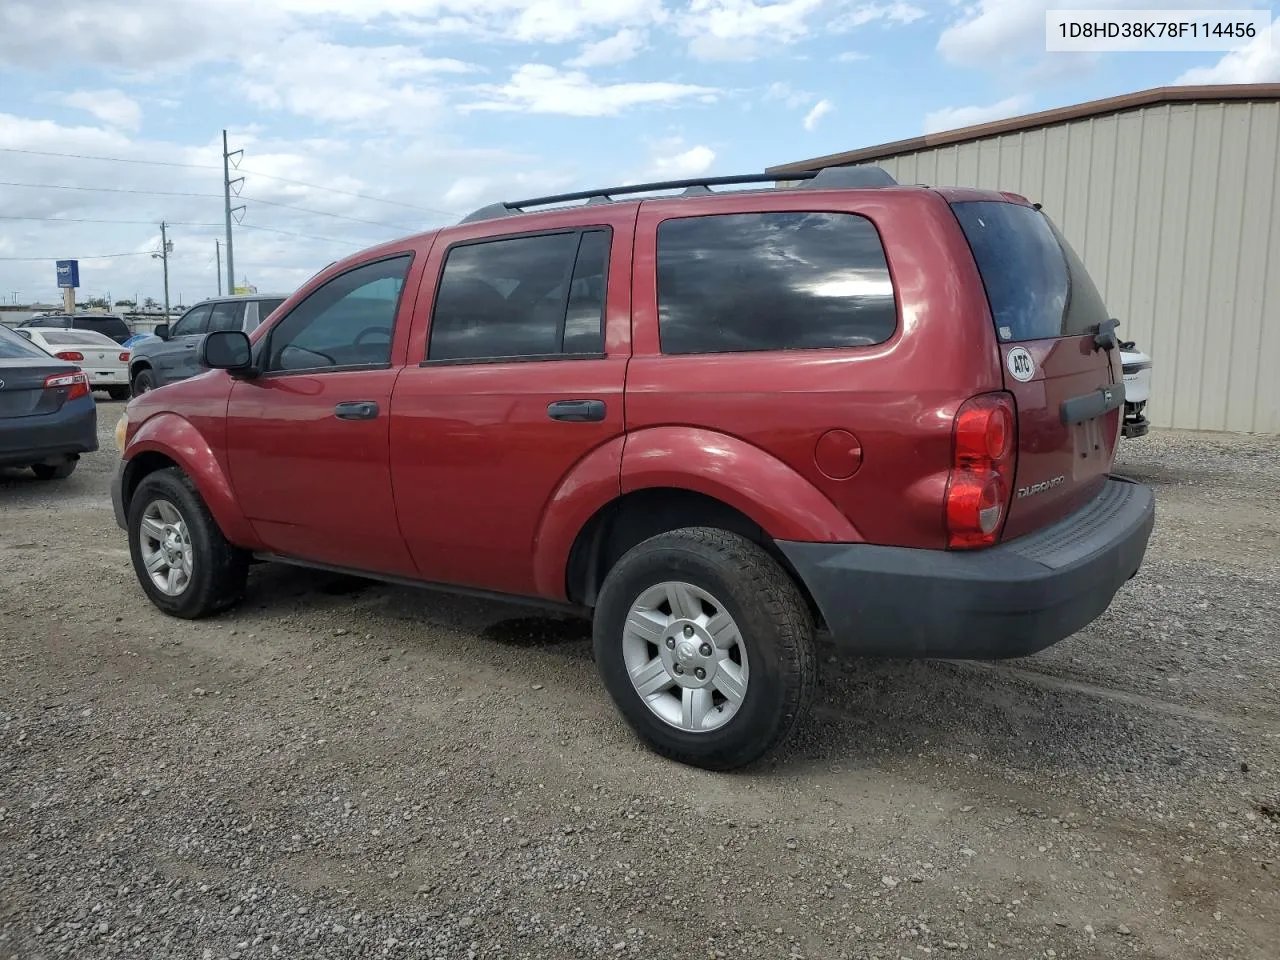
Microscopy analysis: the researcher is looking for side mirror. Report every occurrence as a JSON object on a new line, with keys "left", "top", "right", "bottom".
{"left": 153, "top": 324, "right": 170, "bottom": 340}
{"left": 201, "top": 330, "right": 254, "bottom": 374}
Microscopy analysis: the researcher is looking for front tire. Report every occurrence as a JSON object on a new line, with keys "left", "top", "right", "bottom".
{"left": 131, "top": 368, "right": 154, "bottom": 397}
{"left": 107, "top": 386, "right": 130, "bottom": 401}
{"left": 593, "top": 528, "right": 816, "bottom": 771}
{"left": 127, "top": 468, "right": 248, "bottom": 618}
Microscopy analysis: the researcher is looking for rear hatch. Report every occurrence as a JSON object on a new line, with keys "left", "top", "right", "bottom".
{"left": 950, "top": 199, "right": 1121, "bottom": 539}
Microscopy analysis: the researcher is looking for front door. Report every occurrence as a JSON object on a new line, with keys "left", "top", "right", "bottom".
{"left": 153, "top": 304, "right": 210, "bottom": 385}
{"left": 225, "top": 253, "right": 420, "bottom": 577}
{"left": 391, "top": 211, "right": 633, "bottom": 597}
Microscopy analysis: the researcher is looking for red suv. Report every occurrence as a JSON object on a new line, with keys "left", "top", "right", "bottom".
{"left": 111, "top": 166, "right": 1154, "bottom": 770}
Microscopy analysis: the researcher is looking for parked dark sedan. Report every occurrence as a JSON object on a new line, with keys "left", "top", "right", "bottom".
{"left": 0, "top": 324, "right": 97, "bottom": 479}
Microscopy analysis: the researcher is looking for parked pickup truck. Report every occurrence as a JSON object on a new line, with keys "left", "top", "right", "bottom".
{"left": 110, "top": 166, "right": 1155, "bottom": 770}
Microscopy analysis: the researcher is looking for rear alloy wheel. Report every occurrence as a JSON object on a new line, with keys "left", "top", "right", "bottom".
{"left": 131, "top": 368, "right": 154, "bottom": 397}
{"left": 31, "top": 459, "right": 77, "bottom": 480}
{"left": 127, "top": 467, "right": 248, "bottom": 618}
{"left": 594, "top": 528, "right": 816, "bottom": 770}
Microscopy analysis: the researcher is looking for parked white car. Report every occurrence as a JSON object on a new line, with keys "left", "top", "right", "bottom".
{"left": 16, "top": 327, "right": 132, "bottom": 400}
{"left": 1119, "top": 340, "right": 1152, "bottom": 438}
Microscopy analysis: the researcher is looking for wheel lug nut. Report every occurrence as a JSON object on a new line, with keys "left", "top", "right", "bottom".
{"left": 699, "top": 643, "right": 712, "bottom": 657}
{"left": 695, "top": 668, "right": 706, "bottom": 680}
{"left": 665, "top": 637, "right": 676, "bottom": 649}
{"left": 683, "top": 625, "right": 694, "bottom": 638}
{"left": 673, "top": 664, "right": 684, "bottom": 675}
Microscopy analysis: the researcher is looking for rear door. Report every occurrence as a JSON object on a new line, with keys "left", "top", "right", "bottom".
{"left": 950, "top": 199, "right": 1120, "bottom": 538}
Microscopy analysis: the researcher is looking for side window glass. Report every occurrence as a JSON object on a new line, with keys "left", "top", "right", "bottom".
{"left": 171, "top": 305, "right": 212, "bottom": 337}
{"left": 656, "top": 212, "right": 898, "bottom": 354}
{"left": 428, "top": 229, "right": 610, "bottom": 362}
{"left": 266, "top": 256, "right": 411, "bottom": 373}
{"left": 208, "top": 301, "right": 245, "bottom": 333}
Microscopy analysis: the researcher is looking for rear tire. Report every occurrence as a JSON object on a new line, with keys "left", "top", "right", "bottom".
{"left": 107, "top": 386, "right": 130, "bottom": 401}
{"left": 131, "top": 368, "right": 154, "bottom": 397}
{"left": 31, "top": 459, "right": 77, "bottom": 480}
{"left": 593, "top": 528, "right": 816, "bottom": 771}
{"left": 127, "top": 467, "right": 248, "bottom": 619}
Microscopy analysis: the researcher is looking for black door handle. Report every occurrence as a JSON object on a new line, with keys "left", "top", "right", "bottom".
{"left": 547, "top": 399, "right": 606, "bottom": 422}
{"left": 334, "top": 401, "right": 379, "bottom": 421}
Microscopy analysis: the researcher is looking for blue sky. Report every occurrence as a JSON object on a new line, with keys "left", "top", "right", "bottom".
{"left": 0, "top": 0, "right": 1276, "bottom": 305}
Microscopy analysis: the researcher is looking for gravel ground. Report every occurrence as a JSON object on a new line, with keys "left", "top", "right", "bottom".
{"left": 1, "top": 401, "right": 1277, "bottom": 960}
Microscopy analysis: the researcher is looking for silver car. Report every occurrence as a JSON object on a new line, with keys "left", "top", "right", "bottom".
{"left": 128, "top": 294, "right": 287, "bottom": 396}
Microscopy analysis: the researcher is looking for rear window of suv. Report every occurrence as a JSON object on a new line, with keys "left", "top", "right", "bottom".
{"left": 951, "top": 200, "right": 1110, "bottom": 343}
{"left": 655, "top": 211, "right": 897, "bottom": 355}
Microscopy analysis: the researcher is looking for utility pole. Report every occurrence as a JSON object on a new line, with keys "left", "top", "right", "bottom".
{"left": 222, "top": 130, "right": 244, "bottom": 295}
{"left": 152, "top": 222, "right": 172, "bottom": 321}
{"left": 215, "top": 240, "right": 222, "bottom": 296}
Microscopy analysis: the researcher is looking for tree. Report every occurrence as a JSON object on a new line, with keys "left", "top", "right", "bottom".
{"left": 114, "top": 299, "right": 136, "bottom": 308}
{"left": 84, "top": 296, "right": 109, "bottom": 309}
{"left": 142, "top": 297, "right": 158, "bottom": 311}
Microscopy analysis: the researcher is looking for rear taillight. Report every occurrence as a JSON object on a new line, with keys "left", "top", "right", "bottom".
{"left": 55, "top": 350, "right": 84, "bottom": 362}
{"left": 945, "top": 392, "right": 1016, "bottom": 549}
{"left": 43, "top": 370, "right": 92, "bottom": 401}
{"left": 119, "top": 351, "right": 131, "bottom": 362}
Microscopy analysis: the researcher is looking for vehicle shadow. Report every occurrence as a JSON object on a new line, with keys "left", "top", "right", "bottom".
{"left": 239, "top": 565, "right": 1225, "bottom": 789}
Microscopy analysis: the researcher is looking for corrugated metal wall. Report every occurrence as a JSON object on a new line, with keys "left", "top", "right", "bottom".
{"left": 874, "top": 101, "right": 1280, "bottom": 434}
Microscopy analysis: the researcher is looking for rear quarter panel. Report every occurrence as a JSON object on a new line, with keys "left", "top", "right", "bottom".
{"left": 627, "top": 188, "right": 1003, "bottom": 549}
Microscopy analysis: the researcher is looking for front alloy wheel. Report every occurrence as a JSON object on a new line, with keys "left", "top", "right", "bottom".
{"left": 137, "top": 498, "right": 195, "bottom": 596}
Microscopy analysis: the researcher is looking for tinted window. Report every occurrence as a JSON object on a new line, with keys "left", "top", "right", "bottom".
{"left": 266, "top": 256, "right": 410, "bottom": 372}
{"left": 28, "top": 317, "right": 68, "bottom": 328}
{"left": 171, "top": 305, "right": 212, "bottom": 336}
{"left": 951, "top": 201, "right": 1106, "bottom": 342}
{"left": 0, "top": 325, "right": 49, "bottom": 360}
{"left": 656, "top": 212, "right": 897, "bottom": 355}
{"left": 254, "top": 299, "right": 286, "bottom": 328}
{"left": 208, "top": 301, "right": 245, "bottom": 333}
{"left": 428, "top": 229, "right": 610, "bottom": 362}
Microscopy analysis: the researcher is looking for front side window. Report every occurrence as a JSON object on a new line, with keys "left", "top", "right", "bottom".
{"left": 266, "top": 256, "right": 411, "bottom": 373}
{"left": 428, "top": 228, "right": 610, "bottom": 362}
{"left": 656, "top": 212, "right": 898, "bottom": 355}
{"left": 208, "top": 301, "right": 246, "bottom": 333}
{"left": 171, "top": 305, "right": 212, "bottom": 337}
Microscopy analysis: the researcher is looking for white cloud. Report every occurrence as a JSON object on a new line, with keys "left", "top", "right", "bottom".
{"left": 923, "top": 94, "right": 1031, "bottom": 133}
{"left": 832, "top": 1, "right": 925, "bottom": 30}
{"left": 679, "top": 0, "right": 825, "bottom": 60}
{"left": 238, "top": 35, "right": 473, "bottom": 130}
{"left": 1177, "top": 15, "right": 1280, "bottom": 83}
{"left": 765, "top": 81, "right": 813, "bottom": 109}
{"left": 644, "top": 137, "right": 717, "bottom": 178}
{"left": 834, "top": 51, "right": 869, "bottom": 62}
{"left": 55, "top": 90, "right": 143, "bottom": 131}
{"left": 803, "top": 99, "right": 833, "bottom": 131}
{"left": 566, "top": 28, "right": 647, "bottom": 67}
{"left": 463, "top": 64, "right": 718, "bottom": 117}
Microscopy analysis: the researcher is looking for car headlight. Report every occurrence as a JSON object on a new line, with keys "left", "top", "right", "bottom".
{"left": 114, "top": 412, "right": 129, "bottom": 452}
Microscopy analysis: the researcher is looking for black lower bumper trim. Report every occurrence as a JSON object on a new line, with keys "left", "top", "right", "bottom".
{"left": 778, "top": 477, "right": 1155, "bottom": 660}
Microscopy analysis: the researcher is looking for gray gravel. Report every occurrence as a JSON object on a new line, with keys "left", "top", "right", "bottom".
{"left": 1, "top": 404, "right": 1277, "bottom": 959}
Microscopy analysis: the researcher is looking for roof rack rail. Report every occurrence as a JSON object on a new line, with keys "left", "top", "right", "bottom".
{"left": 457, "top": 164, "right": 897, "bottom": 224}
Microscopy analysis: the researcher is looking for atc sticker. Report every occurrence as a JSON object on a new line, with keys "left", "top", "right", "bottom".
{"left": 1006, "top": 346, "right": 1035, "bottom": 382}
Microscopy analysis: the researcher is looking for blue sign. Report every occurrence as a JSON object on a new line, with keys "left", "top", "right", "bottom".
{"left": 56, "top": 260, "right": 80, "bottom": 289}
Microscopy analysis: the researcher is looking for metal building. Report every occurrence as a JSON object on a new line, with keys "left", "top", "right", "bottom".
{"left": 769, "top": 84, "right": 1280, "bottom": 434}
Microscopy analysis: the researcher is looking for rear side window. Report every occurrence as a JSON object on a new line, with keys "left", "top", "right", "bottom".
{"left": 428, "top": 229, "right": 610, "bottom": 362}
{"left": 254, "top": 299, "right": 286, "bottom": 328}
{"left": 79, "top": 316, "right": 130, "bottom": 338}
{"left": 951, "top": 201, "right": 1109, "bottom": 342}
{"left": 656, "top": 212, "right": 897, "bottom": 355}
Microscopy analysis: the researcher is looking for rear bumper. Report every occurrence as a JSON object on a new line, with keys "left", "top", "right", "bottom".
{"left": 0, "top": 396, "right": 98, "bottom": 468}
{"left": 777, "top": 477, "right": 1155, "bottom": 659}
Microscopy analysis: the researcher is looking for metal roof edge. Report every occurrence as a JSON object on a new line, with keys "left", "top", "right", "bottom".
{"left": 766, "top": 83, "right": 1280, "bottom": 175}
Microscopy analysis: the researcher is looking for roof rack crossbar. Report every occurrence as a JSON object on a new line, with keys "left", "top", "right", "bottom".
{"left": 457, "top": 164, "right": 897, "bottom": 224}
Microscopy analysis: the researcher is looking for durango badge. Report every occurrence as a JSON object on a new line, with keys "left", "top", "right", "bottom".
{"left": 1006, "top": 346, "right": 1035, "bottom": 382}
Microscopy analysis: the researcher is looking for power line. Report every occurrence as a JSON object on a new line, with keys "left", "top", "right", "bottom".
{"left": 0, "top": 251, "right": 153, "bottom": 261}
{"left": 0, "top": 214, "right": 374, "bottom": 246}
{"left": 0, "top": 145, "right": 457, "bottom": 216}
{"left": 0, "top": 181, "right": 417, "bottom": 231}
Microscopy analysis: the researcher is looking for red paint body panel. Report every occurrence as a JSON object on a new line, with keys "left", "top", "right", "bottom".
{"left": 389, "top": 204, "right": 636, "bottom": 596}
{"left": 627, "top": 189, "right": 1002, "bottom": 550}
